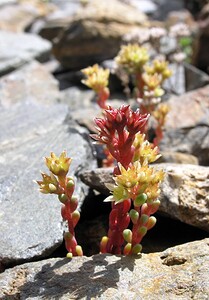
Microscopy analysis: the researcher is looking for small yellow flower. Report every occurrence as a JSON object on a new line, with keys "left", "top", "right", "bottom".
{"left": 45, "top": 151, "right": 72, "bottom": 177}
{"left": 152, "top": 103, "right": 170, "bottom": 126}
{"left": 133, "top": 133, "right": 161, "bottom": 165}
{"left": 105, "top": 161, "right": 164, "bottom": 203}
{"left": 142, "top": 73, "right": 162, "bottom": 90}
{"left": 36, "top": 172, "right": 59, "bottom": 194}
{"left": 115, "top": 44, "right": 149, "bottom": 74}
{"left": 145, "top": 59, "right": 172, "bottom": 81}
{"left": 81, "top": 64, "right": 109, "bottom": 93}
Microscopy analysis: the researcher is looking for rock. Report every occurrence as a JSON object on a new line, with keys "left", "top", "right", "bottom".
{"left": 0, "top": 102, "right": 96, "bottom": 266}
{"left": 184, "top": 62, "right": 209, "bottom": 91}
{"left": 0, "top": 30, "right": 52, "bottom": 76}
{"left": 153, "top": 0, "right": 185, "bottom": 21}
{"left": 60, "top": 86, "right": 95, "bottom": 110}
{"left": 80, "top": 163, "right": 209, "bottom": 231}
{"left": 164, "top": 63, "right": 209, "bottom": 95}
{"left": 0, "top": 2, "right": 57, "bottom": 33}
{"left": 159, "top": 163, "right": 209, "bottom": 232}
{"left": 0, "top": 4, "right": 39, "bottom": 32}
{"left": 193, "top": 4, "right": 209, "bottom": 73}
{"left": 161, "top": 85, "right": 209, "bottom": 165}
{"left": 19, "top": 0, "right": 57, "bottom": 17}
{"left": 0, "top": 0, "right": 16, "bottom": 6}
{"left": 51, "top": 0, "right": 148, "bottom": 69}
{"left": 164, "top": 63, "right": 186, "bottom": 95}
{"left": 158, "top": 151, "right": 199, "bottom": 164}
{"left": 128, "top": 0, "right": 157, "bottom": 15}
{"left": 0, "top": 238, "right": 209, "bottom": 299}
{"left": 0, "top": 61, "right": 60, "bottom": 108}
{"left": 166, "top": 9, "right": 196, "bottom": 28}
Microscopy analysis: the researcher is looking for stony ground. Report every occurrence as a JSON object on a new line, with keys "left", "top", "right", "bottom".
{"left": 0, "top": 0, "right": 209, "bottom": 299}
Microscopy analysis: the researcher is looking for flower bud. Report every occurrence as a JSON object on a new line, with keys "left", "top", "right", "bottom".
{"left": 70, "top": 196, "right": 78, "bottom": 212}
{"left": 48, "top": 183, "right": 57, "bottom": 192}
{"left": 76, "top": 245, "right": 83, "bottom": 256}
{"left": 100, "top": 236, "right": 108, "bottom": 253}
{"left": 138, "top": 226, "right": 147, "bottom": 237}
{"left": 123, "top": 243, "right": 132, "bottom": 255}
{"left": 67, "top": 179, "right": 74, "bottom": 189}
{"left": 150, "top": 199, "right": 160, "bottom": 214}
{"left": 72, "top": 210, "right": 80, "bottom": 227}
{"left": 134, "top": 193, "right": 147, "bottom": 207}
{"left": 58, "top": 194, "right": 68, "bottom": 203}
{"left": 131, "top": 243, "right": 142, "bottom": 255}
{"left": 139, "top": 214, "right": 149, "bottom": 225}
{"left": 129, "top": 209, "right": 139, "bottom": 224}
{"left": 146, "top": 216, "right": 157, "bottom": 230}
{"left": 66, "top": 252, "right": 73, "bottom": 258}
{"left": 123, "top": 229, "right": 132, "bottom": 243}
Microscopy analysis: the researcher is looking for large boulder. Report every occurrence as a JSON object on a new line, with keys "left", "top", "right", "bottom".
{"left": 0, "top": 60, "right": 60, "bottom": 108}
{"left": 0, "top": 102, "right": 96, "bottom": 267}
{"left": 80, "top": 163, "right": 209, "bottom": 232}
{"left": 0, "top": 238, "right": 209, "bottom": 299}
{"left": 0, "top": 30, "right": 51, "bottom": 76}
{"left": 161, "top": 85, "right": 209, "bottom": 165}
{"left": 44, "top": 0, "right": 148, "bottom": 69}
{"left": 193, "top": 3, "right": 209, "bottom": 72}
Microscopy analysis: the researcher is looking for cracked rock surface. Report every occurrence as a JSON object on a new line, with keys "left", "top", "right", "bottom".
{"left": 80, "top": 163, "right": 209, "bottom": 232}
{"left": 0, "top": 238, "right": 209, "bottom": 299}
{"left": 0, "top": 102, "right": 96, "bottom": 266}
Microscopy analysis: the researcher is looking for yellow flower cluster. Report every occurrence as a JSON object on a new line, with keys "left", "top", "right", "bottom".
{"left": 145, "top": 59, "right": 172, "bottom": 80}
{"left": 105, "top": 161, "right": 164, "bottom": 204}
{"left": 81, "top": 64, "right": 110, "bottom": 93}
{"left": 152, "top": 103, "right": 170, "bottom": 127}
{"left": 142, "top": 73, "right": 164, "bottom": 98}
{"left": 115, "top": 44, "right": 149, "bottom": 73}
{"left": 45, "top": 151, "right": 72, "bottom": 177}
{"left": 133, "top": 133, "right": 161, "bottom": 164}
{"left": 37, "top": 172, "right": 59, "bottom": 194}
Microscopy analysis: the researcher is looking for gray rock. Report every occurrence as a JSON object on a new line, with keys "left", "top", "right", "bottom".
{"left": 0, "top": 102, "right": 96, "bottom": 266}
{"left": 0, "top": 60, "right": 60, "bottom": 108}
{"left": 158, "top": 151, "right": 199, "bottom": 165}
{"left": 159, "top": 163, "right": 209, "bottom": 231}
{"left": 80, "top": 163, "right": 209, "bottom": 231}
{"left": 0, "top": 0, "right": 16, "bottom": 6}
{"left": 128, "top": 0, "right": 157, "bottom": 14}
{"left": 0, "top": 30, "right": 51, "bottom": 76}
{"left": 161, "top": 85, "right": 209, "bottom": 165}
{"left": 0, "top": 238, "right": 209, "bottom": 299}
{"left": 51, "top": 0, "right": 148, "bottom": 69}
{"left": 164, "top": 63, "right": 186, "bottom": 95}
{"left": 60, "top": 86, "right": 95, "bottom": 110}
{"left": 184, "top": 62, "right": 209, "bottom": 92}
{"left": 0, "top": 4, "right": 39, "bottom": 32}
{"left": 153, "top": 0, "right": 185, "bottom": 20}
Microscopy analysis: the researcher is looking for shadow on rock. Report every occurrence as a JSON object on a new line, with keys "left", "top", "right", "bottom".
{"left": 2, "top": 254, "right": 137, "bottom": 299}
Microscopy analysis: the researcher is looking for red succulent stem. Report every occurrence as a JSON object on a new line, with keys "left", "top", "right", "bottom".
{"left": 106, "top": 199, "right": 131, "bottom": 254}
{"left": 59, "top": 176, "right": 80, "bottom": 256}
{"left": 153, "top": 125, "right": 163, "bottom": 147}
{"left": 136, "top": 72, "right": 144, "bottom": 99}
{"left": 131, "top": 206, "right": 148, "bottom": 248}
{"left": 97, "top": 87, "right": 110, "bottom": 109}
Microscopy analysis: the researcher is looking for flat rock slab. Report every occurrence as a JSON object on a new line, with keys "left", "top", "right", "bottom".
{"left": 0, "top": 60, "right": 60, "bottom": 108}
{"left": 0, "top": 102, "right": 96, "bottom": 266}
{"left": 0, "top": 30, "right": 51, "bottom": 76}
{"left": 80, "top": 163, "right": 209, "bottom": 232}
{"left": 0, "top": 238, "right": 209, "bottom": 299}
{"left": 161, "top": 85, "right": 209, "bottom": 165}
